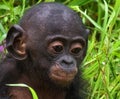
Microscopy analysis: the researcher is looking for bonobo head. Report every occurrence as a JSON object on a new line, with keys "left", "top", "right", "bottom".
{"left": 6, "top": 2, "right": 89, "bottom": 86}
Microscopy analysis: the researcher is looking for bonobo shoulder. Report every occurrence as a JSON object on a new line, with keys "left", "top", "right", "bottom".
{"left": 0, "top": 55, "right": 20, "bottom": 83}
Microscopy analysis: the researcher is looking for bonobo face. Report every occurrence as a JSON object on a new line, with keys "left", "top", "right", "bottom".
{"left": 26, "top": 25, "right": 87, "bottom": 86}
{"left": 46, "top": 34, "right": 87, "bottom": 86}
{"left": 25, "top": 26, "right": 88, "bottom": 86}
{"left": 6, "top": 3, "right": 89, "bottom": 86}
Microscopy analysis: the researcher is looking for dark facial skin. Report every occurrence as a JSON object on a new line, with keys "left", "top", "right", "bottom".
{"left": 0, "top": 2, "right": 89, "bottom": 99}
{"left": 47, "top": 34, "right": 86, "bottom": 86}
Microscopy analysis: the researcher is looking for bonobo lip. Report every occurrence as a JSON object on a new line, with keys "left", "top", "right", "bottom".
{"left": 50, "top": 63, "right": 78, "bottom": 86}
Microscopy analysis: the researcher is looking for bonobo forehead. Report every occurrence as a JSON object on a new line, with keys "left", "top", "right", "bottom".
{"left": 19, "top": 2, "right": 88, "bottom": 40}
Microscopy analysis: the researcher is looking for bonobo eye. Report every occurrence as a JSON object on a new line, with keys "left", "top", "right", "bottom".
{"left": 48, "top": 41, "right": 64, "bottom": 54}
{"left": 70, "top": 43, "right": 83, "bottom": 55}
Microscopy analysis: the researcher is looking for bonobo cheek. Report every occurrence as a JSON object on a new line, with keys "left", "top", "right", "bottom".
{"left": 49, "top": 63, "right": 78, "bottom": 86}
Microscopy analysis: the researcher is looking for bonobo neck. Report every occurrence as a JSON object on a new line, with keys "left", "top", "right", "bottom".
{"left": 16, "top": 72, "right": 67, "bottom": 99}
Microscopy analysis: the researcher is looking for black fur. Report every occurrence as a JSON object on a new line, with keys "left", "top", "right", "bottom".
{"left": 0, "top": 2, "right": 89, "bottom": 99}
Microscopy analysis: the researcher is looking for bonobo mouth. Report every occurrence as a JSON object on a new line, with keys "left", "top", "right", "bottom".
{"left": 49, "top": 63, "right": 78, "bottom": 86}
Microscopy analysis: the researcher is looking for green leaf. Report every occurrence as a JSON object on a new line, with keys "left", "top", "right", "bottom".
{"left": 0, "top": 4, "right": 9, "bottom": 10}
{"left": 68, "top": 0, "right": 94, "bottom": 6}
{"left": 0, "top": 22, "right": 6, "bottom": 34}
{"left": 6, "top": 83, "right": 38, "bottom": 99}
{"left": 70, "top": 6, "right": 102, "bottom": 31}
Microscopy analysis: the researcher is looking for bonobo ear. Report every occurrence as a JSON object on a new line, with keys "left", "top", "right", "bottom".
{"left": 6, "top": 24, "right": 27, "bottom": 60}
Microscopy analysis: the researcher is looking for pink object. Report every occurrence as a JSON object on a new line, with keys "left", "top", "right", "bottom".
{"left": 0, "top": 46, "right": 4, "bottom": 52}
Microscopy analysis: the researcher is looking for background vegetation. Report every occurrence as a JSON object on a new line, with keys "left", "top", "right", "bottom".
{"left": 0, "top": 0, "right": 120, "bottom": 99}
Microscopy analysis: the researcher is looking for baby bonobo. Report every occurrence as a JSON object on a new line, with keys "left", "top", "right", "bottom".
{"left": 0, "top": 2, "right": 89, "bottom": 99}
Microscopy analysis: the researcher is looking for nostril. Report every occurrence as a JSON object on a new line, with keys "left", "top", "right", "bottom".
{"left": 58, "top": 55, "right": 76, "bottom": 67}
{"left": 62, "top": 59, "right": 73, "bottom": 65}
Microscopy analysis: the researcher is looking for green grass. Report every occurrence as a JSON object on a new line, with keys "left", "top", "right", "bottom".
{"left": 0, "top": 0, "right": 120, "bottom": 99}
{"left": 6, "top": 83, "right": 38, "bottom": 99}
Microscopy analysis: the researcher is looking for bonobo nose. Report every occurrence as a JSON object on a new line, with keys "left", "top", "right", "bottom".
{"left": 61, "top": 56, "right": 73, "bottom": 65}
{"left": 58, "top": 55, "right": 76, "bottom": 68}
